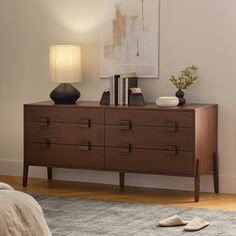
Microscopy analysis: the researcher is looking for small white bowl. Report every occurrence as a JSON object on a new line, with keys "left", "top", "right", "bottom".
{"left": 156, "top": 96, "right": 179, "bottom": 107}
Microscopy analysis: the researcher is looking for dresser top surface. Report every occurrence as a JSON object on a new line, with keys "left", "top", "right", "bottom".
{"left": 24, "top": 101, "right": 217, "bottom": 111}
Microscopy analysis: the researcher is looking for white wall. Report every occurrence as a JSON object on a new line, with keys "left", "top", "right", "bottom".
{"left": 1, "top": 0, "right": 236, "bottom": 193}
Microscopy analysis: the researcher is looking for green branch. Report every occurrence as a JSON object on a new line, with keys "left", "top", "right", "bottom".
{"left": 169, "top": 65, "right": 199, "bottom": 90}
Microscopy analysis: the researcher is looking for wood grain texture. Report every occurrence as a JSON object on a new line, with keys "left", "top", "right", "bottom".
{"left": 213, "top": 152, "right": 219, "bottom": 193}
{"left": 105, "top": 147, "right": 194, "bottom": 175}
{"left": 24, "top": 105, "right": 104, "bottom": 124}
{"left": 119, "top": 172, "right": 125, "bottom": 191}
{"left": 23, "top": 102, "right": 218, "bottom": 202}
{"left": 195, "top": 105, "right": 218, "bottom": 174}
{"left": 26, "top": 101, "right": 215, "bottom": 111}
{"left": 25, "top": 122, "right": 104, "bottom": 146}
{"left": 105, "top": 125, "right": 193, "bottom": 151}
{"left": 194, "top": 159, "right": 200, "bottom": 202}
{"left": 1, "top": 176, "right": 235, "bottom": 211}
{"left": 105, "top": 109, "right": 194, "bottom": 127}
{"left": 47, "top": 167, "right": 52, "bottom": 180}
{"left": 25, "top": 143, "right": 105, "bottom": 168}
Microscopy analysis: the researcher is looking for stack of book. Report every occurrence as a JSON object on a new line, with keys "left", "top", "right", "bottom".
{"left": 109, "top": 73, "right": 138, "bottom": 105}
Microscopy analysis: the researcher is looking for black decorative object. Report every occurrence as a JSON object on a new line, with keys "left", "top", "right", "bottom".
{"left": 129, "top": 88, "right": 145, "bottom": 106}
{"left": 175, "top": 90, "right": 186, "bottom": 106}
{"left": 50, "top": 83, "right": 80, "bottom": 104}
{"left": 100, "top": 90, "right": 110, "bottom": 105}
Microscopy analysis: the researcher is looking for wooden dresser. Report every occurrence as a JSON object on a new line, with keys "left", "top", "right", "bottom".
{"left": 23, "top": 101, "right": 218, "bottom": 202}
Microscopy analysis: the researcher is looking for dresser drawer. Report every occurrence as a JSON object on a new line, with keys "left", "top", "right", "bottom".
{"left": 24, "top": 106, "right": 104, "bottom": 124}
{"left": 25, "top": 143, "right": 104, "bottom": 168}
{"left": 105, "top": 147, "right": 194, "bottom": 175}
{"left": 105, "top": 109, "right": 193, "bottom": 128}
{"left": 105, "top": 125, "right": 193, "bottom": 151}
{"left": 25, "top": 122, "right": 104, "bottom": 146}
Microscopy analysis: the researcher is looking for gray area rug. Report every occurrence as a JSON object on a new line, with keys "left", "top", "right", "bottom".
{"left": 34, "top": 195, "right": 236, "bottom": 236}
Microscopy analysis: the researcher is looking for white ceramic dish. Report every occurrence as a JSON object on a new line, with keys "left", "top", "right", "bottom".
{"left": 156, "top": 96, "right": 179, "bottom": 107}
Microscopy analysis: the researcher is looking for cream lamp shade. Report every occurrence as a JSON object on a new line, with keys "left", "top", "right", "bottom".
{"left": 49, "top": 45, "right": 82, "bottom": 83}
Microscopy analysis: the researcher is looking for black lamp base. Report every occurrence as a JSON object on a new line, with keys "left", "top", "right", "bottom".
{"left": 50, "top": 83, "right": 80, "bottom": 104}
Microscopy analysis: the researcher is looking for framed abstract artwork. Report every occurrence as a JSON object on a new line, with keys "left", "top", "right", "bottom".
{"left": 100, "top": 0, "right": 160, "bottom": 79}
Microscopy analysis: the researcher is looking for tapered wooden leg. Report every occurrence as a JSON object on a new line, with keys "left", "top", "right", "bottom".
{"left": 213, "top": 153, "right": 219, "bottom": 193}
{"left": 119, "top": 172, "right": 125, "bottom": 191}
{"left": 47, "top": 167, "right": 52, "bottom": 180}
{"left": 23, "top": 164, "right": 29, "bottom": 187}
{"left": 194, "top": 159, "right": 200, "bottom": 202}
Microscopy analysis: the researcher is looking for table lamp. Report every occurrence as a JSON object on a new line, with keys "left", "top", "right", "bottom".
{"left": 49, "top": 45, "right": 82, "bottom": 104}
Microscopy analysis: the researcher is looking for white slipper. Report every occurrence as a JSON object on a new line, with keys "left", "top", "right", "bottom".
{"left": 183, "top": 217, "right": 209, "bottom": 231}
{"left": 158, "top": 215, "right": 189, "bottom": 227}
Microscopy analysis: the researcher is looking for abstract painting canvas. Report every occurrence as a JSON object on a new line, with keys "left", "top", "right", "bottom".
{"left": 100, "top": 0, "right": 159, "bottom": 78}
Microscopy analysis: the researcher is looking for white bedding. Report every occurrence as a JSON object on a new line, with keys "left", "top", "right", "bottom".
{"left": 0, "top": 182, "right": 51, "bottom": 236}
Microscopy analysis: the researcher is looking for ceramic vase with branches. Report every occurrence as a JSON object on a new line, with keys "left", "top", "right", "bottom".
{"left": 169, "top": 65, "right": 199, "bottom": 105}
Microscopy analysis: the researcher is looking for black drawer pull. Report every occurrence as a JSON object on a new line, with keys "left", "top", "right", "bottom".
{"left": 78, "top": 141, "right": 91, "bottom": 151}
{"left": 39, "top": 117, "right": 49, "bottom": 128}
{"left": 162, "top": 122, "right": 177, "bottom": 133}
{"left": 119, "top": 120, "right": 131, "bottom": 130}
{"left": 119, "top": 144, "right": 131, "bottom": 153}
{"left": 78, "top": 119, "right": 91, "bottom": 128}
{"left": 163, "top": 145, "right": 177, "bottom": 156}
{"left": 39, "top": 139, "right": 49, "bottom": 149}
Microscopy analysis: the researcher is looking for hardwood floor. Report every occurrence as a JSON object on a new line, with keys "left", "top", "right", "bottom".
{"left": 1, "top": 175, "right": 236, "bottom": 211}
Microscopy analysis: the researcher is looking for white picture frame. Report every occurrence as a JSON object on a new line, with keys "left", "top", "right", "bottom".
{"left": 100, "top": 0, "right": 160, "bottom": 79}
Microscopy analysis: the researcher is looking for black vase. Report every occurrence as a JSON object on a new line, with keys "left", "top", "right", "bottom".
{"left": 175, "top": 90, "right": 186, "bottom": 106}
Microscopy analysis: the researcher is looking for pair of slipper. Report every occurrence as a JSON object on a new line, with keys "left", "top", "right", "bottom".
{"left": 158, "top": 215, "right": 209, "bottom": 231}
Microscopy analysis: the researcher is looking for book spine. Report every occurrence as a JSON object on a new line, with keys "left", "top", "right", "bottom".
{"left": 113, "top": 77, "right": 115, "bottom": 105}
{"left": 109, "top": 77, "right": 113, "bottom": 105}
{"left": 118, "top": 77, "right": 122, "bottom": 105}
{"left": 119, "top": 76, "right": 126, "bottom": 105}
{"left": 122, "top": 77, "right": 126, "bottom": 105}
{"left": 114, "top": 75, "right": 119, "bottom": 105}
{"left": 125, "top": 78, "right": 129, "bottom": 105}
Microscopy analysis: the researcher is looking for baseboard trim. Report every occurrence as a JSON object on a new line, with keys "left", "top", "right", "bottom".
{"left": 0, "top": 159, "right": 234, "bottom": 194}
